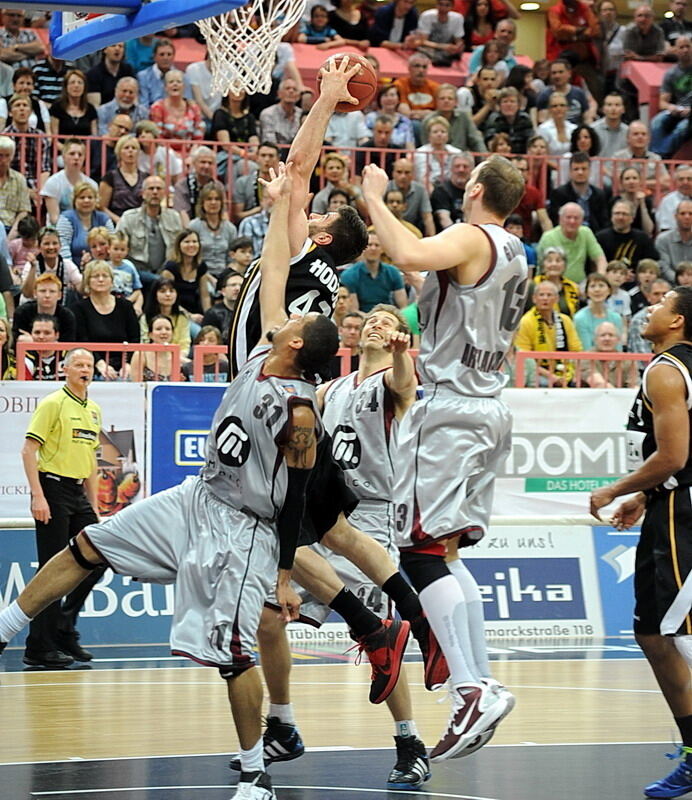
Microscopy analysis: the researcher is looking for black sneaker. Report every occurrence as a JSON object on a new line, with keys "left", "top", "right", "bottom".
{"left": 231, "top": 770, "right": 275, "bottom": 799}
{"left": 386, "top": 735, "right": 431, "bottom": 790}
{"left": 56, "top": 633, "right": 94, "bottom": 662}
{"left": 23, "top": 649, "right": 74, "bottom": 668}
{"left": 229, "top": 716, "right": 305, "bottom": 771}
{"left": 355, "top": 618, "right": 410, "bottom": 704}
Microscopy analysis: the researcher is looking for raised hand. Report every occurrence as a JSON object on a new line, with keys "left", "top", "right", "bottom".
{"left": 361, "top": 163, "right": 389, "bottom": 201}
{"left": 384, "top": 330, "right": 411, "bottom": 354}
{"left": 318, "top": 55, "right": 361, "bottom": 106}
{"left": 258, "top": 161, "right": 294, "bottom": 202}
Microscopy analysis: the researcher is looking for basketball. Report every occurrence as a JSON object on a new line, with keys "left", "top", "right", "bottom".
{"left": 317, "top": 52, "right": 378, "bottom": 112}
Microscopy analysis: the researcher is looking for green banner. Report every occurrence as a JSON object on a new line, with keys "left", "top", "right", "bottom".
{"left": 525, "top": 477, "right": 618, "bottom": 493}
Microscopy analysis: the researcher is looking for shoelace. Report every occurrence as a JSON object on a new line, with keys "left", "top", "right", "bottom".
{"left": 665, "top": 744, "right": 692, "bottom": 761}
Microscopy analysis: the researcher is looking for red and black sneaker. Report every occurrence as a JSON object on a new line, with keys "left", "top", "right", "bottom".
{"left": 410, "top": 613, "right": 450, "bottom": 691}
{"left": 356, "top": 618, "right": 410, "bottom": 705}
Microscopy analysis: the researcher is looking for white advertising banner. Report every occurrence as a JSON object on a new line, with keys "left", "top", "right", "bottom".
{"left": 0, "top": 382, "right": 147, "bottom": 519}
{"left": 497, "top": 388, "right": 636, "bottom": 517}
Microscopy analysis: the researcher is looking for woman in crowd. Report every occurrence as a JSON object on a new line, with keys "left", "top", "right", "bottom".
{"left": 149, "top": 70, "right": 205, "bottom": 151}
{"left": 558, "top": 124, "right": 603, "bottom": 185}
{"left": 71, "top": 260, "right": 140, "bottom": 380}
{"left": 135, "top": 120, "right": 183, "bottom": 183}
{"left": 364, "top": 84, "right": 415, "bottom": 149}
{"left": 188, "top": 183, "right": 238, "bottom": 279}
{"left": 463, "top": 0, "right": 497, "bottom": 50}
{"left": 414, "top": 116, "right": 461, "bottom": 192}
{"left": 99, "top": 135, "right": 147, "bottom": 225}
{"left": 536, "top": 91, "right": 576, "bottom": 157}
{"left": 505, "top": 64, "right": 537, "bottom": 126}
{"left": 20, "top": 226, "right": 82, "bottom": 303}
{"left": 328, "top": 0, "right": 370, "bottom": 49}
{"left": 574, "top": 272, "right": 623, "bottom": 351}
{"left": 130, "top": 315, "right": 180, "bottom": 382}
{"left": 41, "top": 139, "right": 96, "bottom": 225}
{"left": 141, "top": 276, "right": 191, "bottom": 358}
{"left": 475, "top": 39, "right": 509, "bottom": 83}
{"left": 0, "top": 317, "right": 16, "bottom": 379}
{"left": 311, "top": 152, "right": 367, "bottom": 216}
{"left": 0, "top": 67, "right": 49, "bottom": 131}
{"left": 57, "top": 182, "right": 113, "bottom": 264}
{"left": 211, "top": 90, "right": 260, "bottom": 177}
{"left": 611, "top": 165, "right": 655, "bottom": 237}
{"left": 49, "top": 69, "right": 98, "bottom": 139}
{"left": 534, "top": 246, "right": 580, "bottom": 317}
{"left": 487, "top": 131, "right": 513, "bottom": 154}
{"left": 526, "top": 134, "right": 553, "bottom": 197}
{"left": 182, "top": 325, "right": 229, "bottom": 382}
{"left": 160, "top": 229, "right": 211, "bottom": 325}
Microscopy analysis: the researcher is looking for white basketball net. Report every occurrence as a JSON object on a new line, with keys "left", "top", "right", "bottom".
{"left": 198, "top": 0, "right": 306, "bottom": 96}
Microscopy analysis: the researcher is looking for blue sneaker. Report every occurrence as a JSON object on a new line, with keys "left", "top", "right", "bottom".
{"left": 645, "top": 749, "right": 692, "bottom": 798}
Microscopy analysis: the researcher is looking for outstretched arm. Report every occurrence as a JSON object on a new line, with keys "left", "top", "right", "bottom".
{"left": 258, "top": 164, "right": 293, "bottom": 343}
{"left": 285, "top": 56, "right": 361, "bottom": 254}
{"left": 384, "top": 330, "right": 417, "bottom": 418}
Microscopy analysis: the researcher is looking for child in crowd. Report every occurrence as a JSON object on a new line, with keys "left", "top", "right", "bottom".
{"left": 108, "top": 232, "right": 143, "bottom": 315}
{"left": 182, "top": 325, "right": 229, "bottom": 382}
{"left": 227, "top": 236, "right": 254, "bottom": 275}
{"left": 505, "top": 213, "right": 537, "bottom": 269}
{"left": 628, "top": 259, "right": 660, "bottom": 316}
{"left": 298, "top": 4, "right": 344, "bottom": 47}
{"left": 8, "top": 216, "right": 39, "bottom": 295}
{"left": 605, "top": 260, "right": 631, "bottom": 340}
{"left": 675, "top": 261, "right": 692, "bottom": 286}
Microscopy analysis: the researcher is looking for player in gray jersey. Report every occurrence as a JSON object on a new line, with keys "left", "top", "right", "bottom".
{"left": 362, "top": 155, "right": 528, "bottom": 763}
{"left": 239, "top": 305, "right": 435, "bottom": 790}
{"left": 0, "top": 165, "right": 339, "bottom": 800}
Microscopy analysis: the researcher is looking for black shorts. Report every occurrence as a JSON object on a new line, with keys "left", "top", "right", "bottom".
{"left": 298, "top": 432, "right": 358, "bottom": 547}
{"left": 634, "top": 486, "right": 692, "bottom": 636}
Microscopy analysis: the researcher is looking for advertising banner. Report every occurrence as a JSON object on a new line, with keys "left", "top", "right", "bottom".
{"left": 496, "top": 388, "right": 636, "bottom": 517}
{"left": 0, "top": 382, "right": 147, "bottom": 518}
{"left": 592, "top": 524, "right": 640, "bottom": 637}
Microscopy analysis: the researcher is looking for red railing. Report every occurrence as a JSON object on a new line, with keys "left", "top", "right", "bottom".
{"left": 15, "top": 342, "right": 182, "bottom": 381}
{"left": 514, "top": 350, "right": 653, "bottom": 388}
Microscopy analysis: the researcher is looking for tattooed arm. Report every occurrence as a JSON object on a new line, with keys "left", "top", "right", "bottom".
{"left": 275, "top": 403, "right": 317, "bottom": 621}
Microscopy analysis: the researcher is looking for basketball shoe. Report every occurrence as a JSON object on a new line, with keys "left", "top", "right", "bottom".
{"left": 353, "top": 618, "right": 410, "bottom": 704}
{"left": 644, "top": 748, "right": 692, "bottom": 798}
{"left": 231, "top": 770, "right": 275, "bottom": 799}
{"left": 429, "top": 680, "right": 512, "bottom": 762}
{"left": 229, "top": 717, "right": 304, "bottom": 771}
{"left": 410, "top": 613, "right": 450, "bottom": 691}
{"left": 386, "top": 735, "right": 431, "bottom": 790}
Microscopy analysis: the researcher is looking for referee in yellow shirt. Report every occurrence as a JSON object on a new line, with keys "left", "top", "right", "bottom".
{"left": 20, "top": 348, "right": 105, "bottom": 668}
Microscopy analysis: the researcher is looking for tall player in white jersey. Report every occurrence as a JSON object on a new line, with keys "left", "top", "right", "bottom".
{"left": 362, "top": 156, "right": 529, "bottom": 762}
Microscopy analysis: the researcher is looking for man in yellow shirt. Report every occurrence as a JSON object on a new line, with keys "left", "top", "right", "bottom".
{"left": 20, "top": 348, "right": 103, "bottom": 668}
{"left": 515, "top": 279, "right": 583, "bottom": 386}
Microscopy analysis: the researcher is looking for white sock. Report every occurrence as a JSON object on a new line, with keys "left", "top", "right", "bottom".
{"left": 269, "top": 702, "right": 295, "bottom": 725}
{"left": 0, "top": 600, "right": 32, "bottom": 643}
{"left": 447, "top": 559, "right": 491, "bottom": 678}
{"left": 240, "top": 738, "right": 264, "bottom": 773}
{"left": 419, "top": 576, "right": 480, "bottom": 686}
{"left": 395, "top": 719, "right": 419, "bottom": 738}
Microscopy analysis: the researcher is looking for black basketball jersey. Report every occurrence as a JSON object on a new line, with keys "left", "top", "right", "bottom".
{"left": 626, "top": 342, "right": 692, "bottom": 490}
{"left": 228, "top": 238, "right": 340, "bottom": 378}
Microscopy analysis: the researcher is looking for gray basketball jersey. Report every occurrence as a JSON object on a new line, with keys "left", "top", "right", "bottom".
{"left": 201, "top": 345, "right": 320, "bottom": 518}
{"left": 322, "top": 369, "right": 396, "bottom": 502}
{"left": 417, "top": 224, "right": 529, "bottom": 397}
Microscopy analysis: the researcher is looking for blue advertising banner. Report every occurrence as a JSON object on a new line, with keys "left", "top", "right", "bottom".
{"left": 148, "top": 383, "right": 224, "bottom": 494}
{"left": 592, "top": 524, "right": 639, "bottom": 637}
{"left": 0, "top": 529, "right": 174, "bottom": 644}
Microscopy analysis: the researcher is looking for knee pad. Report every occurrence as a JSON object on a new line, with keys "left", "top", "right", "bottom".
{"left": 675, "top": 636, "right": 692, "bottom": 667}
{"left": 219, "top": 662, "right": 255, "bottom": 681}
{"left": 68, "top": 536, "right": 102, "bottom": 571}
{"left": 399, "top": 550, "right": 449, "bottom": 593}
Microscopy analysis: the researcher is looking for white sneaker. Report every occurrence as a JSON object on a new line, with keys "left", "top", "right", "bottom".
{"left": 231, "top": 771, "right": 276, "bottom": 799}
{"left": 482, "top": 676, "right": 516, "bottom": 717}
{"left": 430, "top": 681, "right": 510, "bottom": 762}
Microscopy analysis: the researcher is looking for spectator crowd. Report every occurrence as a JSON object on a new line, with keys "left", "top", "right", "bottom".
{"left": 1, "top": 0, "right": 692, "bottom": 385}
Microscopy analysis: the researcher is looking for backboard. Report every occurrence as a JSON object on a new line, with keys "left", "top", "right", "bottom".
{"left": 49, "top": 0, "right": 247, "bottom": 59}
{"left": 2, "top": 0, "right": 139, "bottom": 12}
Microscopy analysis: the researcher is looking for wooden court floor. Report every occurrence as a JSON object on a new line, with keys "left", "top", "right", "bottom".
{"left": 0, "top": 641, "right": 684, "bottom": 798}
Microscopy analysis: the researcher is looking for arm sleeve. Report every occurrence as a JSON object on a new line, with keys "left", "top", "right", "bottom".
{"left": 276, "top": 466, "right": 311, "bottom": 570}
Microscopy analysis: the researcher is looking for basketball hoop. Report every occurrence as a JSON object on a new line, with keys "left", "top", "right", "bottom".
{"left": 197, "top": 0, "right": 306, "bottom": 96}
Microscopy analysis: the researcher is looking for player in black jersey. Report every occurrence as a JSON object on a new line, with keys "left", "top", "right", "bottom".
{"left": 229, "top": 57, "right": 369, "bottom": 377}
{"left": 591, "top": 286, "right": 692, "bottom": 800}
